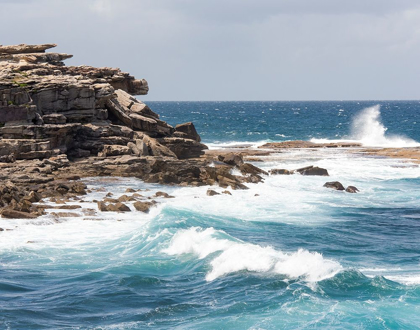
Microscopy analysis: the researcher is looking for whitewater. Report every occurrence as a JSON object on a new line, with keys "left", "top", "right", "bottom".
{"left": 1, "top": 101, "right": 420, "bottom": 329}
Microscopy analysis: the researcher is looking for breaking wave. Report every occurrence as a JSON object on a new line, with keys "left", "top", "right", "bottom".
{"left": 164, "top": 227, "right": 342, "bottom": 282}
{"left": 312, "top": 105, "right": 420, "bottom": 147}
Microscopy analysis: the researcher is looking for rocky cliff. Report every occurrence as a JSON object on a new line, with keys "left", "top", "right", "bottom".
{"left": 0, "top": 44, "right": 268, "bottom": 219}
{"left": 0, "top": 43, "right": 207, "bottom": 162}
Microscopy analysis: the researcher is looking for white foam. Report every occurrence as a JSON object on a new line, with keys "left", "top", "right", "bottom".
{"left": 387, "top": 275, "right": 420, "bottom": 285}
{"left": 164, "top": 227, "right": 342, "bottom": 282}
{"left": 311, "top": 105, "right": 420, "bottom": 148}
{"left": 205, "top": 140, "right": 271, "bottom": 150}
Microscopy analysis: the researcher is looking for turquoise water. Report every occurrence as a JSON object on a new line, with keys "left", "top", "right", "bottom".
{"left": 1, "top": 101, "right": 420, "bottom": 329}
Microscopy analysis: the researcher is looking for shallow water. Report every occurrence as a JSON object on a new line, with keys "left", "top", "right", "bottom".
{"left": 1, "top": 101, "right": 420, "bottom": 329}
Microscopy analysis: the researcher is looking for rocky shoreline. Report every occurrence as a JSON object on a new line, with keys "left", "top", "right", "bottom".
{"left": 0, "top": 44, "right": 272, "bottom": 219}
{"left": 1, "top": 44, "right": 419, "bottom": 220}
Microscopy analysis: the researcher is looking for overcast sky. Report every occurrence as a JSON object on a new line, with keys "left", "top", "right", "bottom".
{"left": 1, "top": 0, "right": 420, "bottom": 101}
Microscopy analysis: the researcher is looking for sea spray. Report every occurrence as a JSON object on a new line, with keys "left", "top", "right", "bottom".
{"left": 350, "top": 105, "right": 420, "bottom": 147}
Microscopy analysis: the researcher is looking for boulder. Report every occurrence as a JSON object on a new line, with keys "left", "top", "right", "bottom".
{"left": 174, "top": 122, "right": 201, "bottom": 142}
{"left": 106, "top": 202, "right": 131, "bottom": 212}
{"left": 133, "top": 201, "right": 154, "bottom": 213}
{"left": 269, "top": 169, "right": 293, "bottom": 175}
{"left": 97, "top": 201, "right": 107, "bottom": 211}
{"left": 207, "top": 189, "right": 220, "bottom": 196}
{"left": 154, "top": 191, "right": 174, "bottom": 198}
{"left": 218, "top": 153, "right": 244, "bottom": 167}
{"left": 346, "top": 186, "right": 359, "bottom": 193}
{"left": 296, "top": 166, "right": 329, "bottom": 176}
{"left": 323, "top": 181, "right": 345, "bottom": 191}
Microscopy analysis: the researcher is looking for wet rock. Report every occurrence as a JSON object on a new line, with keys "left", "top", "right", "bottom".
{"left": 103, "top": 198, "right": 119, "bottom": 203}
{"left": 218, "top": 153, "right": 244, "bottom": 167}
{"left": 51, "top": 212, "right": 80, "bottom": 218}
{"left": 97, "top": 201, "right": 107, "bottom": 211}
{"left": 269, "top": 169, "right": 293, "bottom": 175}
{"left": 296, "top": 165, "right": 329, "bottom": 176}
{"left": 1, "top": 208, "right": 38, "bottom": 219}
{"left": 346, "top": 186, "right": 359, "bottom": 193}
{"left": 82, "top": 208, "right": 96, "bottom": 216}
{"left": 133, "top": 201, "right": 154, "bottom": 213}
{"left": 222, "top": 190, "right": 232, "bottom": 195}
{"left": 118, "top": 195, "right": 136, "bottom": 202}
{"left": 207, "top": 189, "right": 220, "bottom": 196}
{"left": 69, "top": 182, "right": 87, "bottom": 194}
{"left": 154, "top": 191, "right": 174, "bottom": 198}
{"left": 107, "top": 202, "right": 131, "bottom": 212}
{"left": 239, "top": 163, "right": 268, "bottom": 176}
{"left": 23, "top": 191, "right": 42, "bottom": 203}
{"left": 323, "top": 181, "right": 345, "bottom": 191}
{"left": 125, "top": 188, "right": 136, "bottom": 193}
{"left": 54, "top": 205, "right": 82, "bottom": 209}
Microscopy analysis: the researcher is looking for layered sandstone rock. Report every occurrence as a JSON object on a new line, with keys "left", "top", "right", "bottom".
{"left": 0, "top": 44, "right": 272, "bottom": 218}
{"left": 0, "top": 43, "right": 207, "bottom": 162}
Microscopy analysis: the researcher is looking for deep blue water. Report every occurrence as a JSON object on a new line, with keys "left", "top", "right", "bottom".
{"left": 148, "top": 100, "right": 420, "bottom": 144}
{"left": 1, "top": 101, "right": 420, "bottom": 329}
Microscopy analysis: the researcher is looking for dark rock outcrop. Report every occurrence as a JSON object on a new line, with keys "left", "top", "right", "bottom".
{"left": 207, "top": 189, "right": 220, "bottom": 196}
{"left": 323, "top": 181, "right": 345, "bottom": 191}
{"left": 296, "top": 166, "right": 329, "bottom": 176}
{"left": 346, "top": 186, "right": 359, "bottom": 193}
{"left": 269, "top": 169, "right": 293, "bottom": 175}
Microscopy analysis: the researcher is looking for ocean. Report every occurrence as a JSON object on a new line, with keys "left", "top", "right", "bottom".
{"left": 1, "top": 101, "right": 420, "bottom": 329}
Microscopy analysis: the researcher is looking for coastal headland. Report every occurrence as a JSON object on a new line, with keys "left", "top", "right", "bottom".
{"left": 1, "top": 44, "right": 419, "bottom": 219}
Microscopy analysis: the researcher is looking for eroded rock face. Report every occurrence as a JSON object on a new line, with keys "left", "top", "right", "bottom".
{"left": 0, "top": 43, "right": 203, "bottom": 163}
{"left": 0, "top": 44, "right": 275, "bottom": 217}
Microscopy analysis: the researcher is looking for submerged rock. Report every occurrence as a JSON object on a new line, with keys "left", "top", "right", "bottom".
{"left": 296, "top": 166, "right": 329, "bottom": 176}
{"left": 207, "top": 189, "right": 220, "bottom": 196}
{"left": 269, "top": 169, "right": 293, "bottom": 175}
{"left": 346, "top": 186, "right": 359, "bottom": 193}
{"left": 323, "top": 181, "right": 345, "bottom": 191}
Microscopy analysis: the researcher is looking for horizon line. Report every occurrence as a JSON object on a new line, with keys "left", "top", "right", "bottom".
{"left": 141, "top": 99, "right": 420, "bottom": 103}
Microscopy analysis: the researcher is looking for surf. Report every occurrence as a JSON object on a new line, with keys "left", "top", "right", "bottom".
{"left": 311, "top": 104, "right": 420, "bottom": 147}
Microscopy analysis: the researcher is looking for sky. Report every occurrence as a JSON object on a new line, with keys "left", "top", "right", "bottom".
{"left": 1, "top": 0, "right": 420, "bottom": 101}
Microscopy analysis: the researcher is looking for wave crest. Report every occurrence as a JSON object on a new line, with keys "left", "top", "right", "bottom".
{"left": 164, "top": 227, "right": 342, "bottom": 282}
